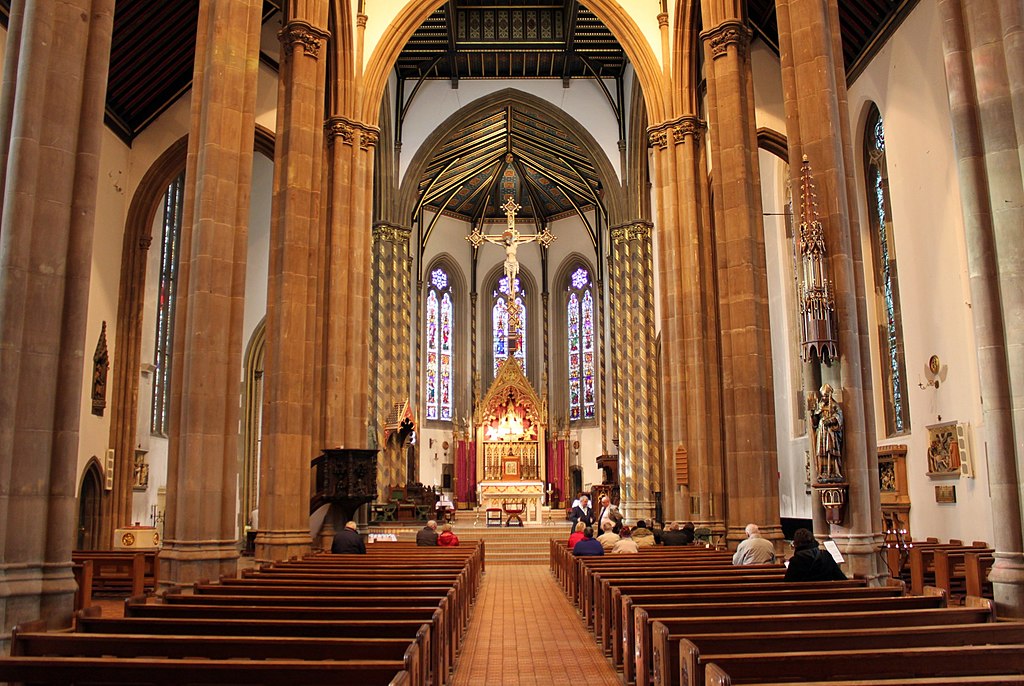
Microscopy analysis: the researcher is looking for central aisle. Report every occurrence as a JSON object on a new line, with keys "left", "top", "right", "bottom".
{"left": 451, "top": 565, "right": 620, "bottom": 685}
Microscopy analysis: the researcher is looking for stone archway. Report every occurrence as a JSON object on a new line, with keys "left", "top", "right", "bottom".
{"left": 77, "top": 460, "right": 104, "bottom": 551}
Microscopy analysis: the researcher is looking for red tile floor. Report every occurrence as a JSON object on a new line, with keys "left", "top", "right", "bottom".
{"left": 451, "top": 566, "right": 620, "bottom": 685}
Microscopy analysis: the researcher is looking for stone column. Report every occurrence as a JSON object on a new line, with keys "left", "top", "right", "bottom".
{"left": 255, "top": 8, "right": 330, "bottom": 563}
{"left": 648, "top": 117, "right": 726, "bottom": 530}
{"left": 938, "top": 0, "right": 1024, "bottom": 616}
{"left": 776, "top": 0, "right": 884, "bottom": 580}
{"left": 0, "top": 0, "right": 113, "bottom": 645}
{"left": 371, "top": 222, "right": 413, "bottom": 499}
{"left": 322, "top": 117, "right": 379, "bottom": 448}
{"left": 700, "top": 9, "right": 782, "bottom": 548}
{"left": 161, "top": 0, "right": 262, "bottom": 585}
{"left": 609, "top": 222, "right": 660, "bottom": 522}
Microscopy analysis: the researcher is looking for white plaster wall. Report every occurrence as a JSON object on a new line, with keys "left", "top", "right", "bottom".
{"left": 751, "top": 39, "right": 786, "bottom": 134}
{"left": 398, "top": 80, "right": 622, "bottom": 184}
{"left": 848, "top": 1, "right": 991, "bottom": 544}
{"left": 77, "top": 128, "right": 131, "bottom": 500}
{"left": 242, "top": 154, "right": 273, "bottom": 347}
{"left": 759, "top": 150, "right": 811, "bottom": 520}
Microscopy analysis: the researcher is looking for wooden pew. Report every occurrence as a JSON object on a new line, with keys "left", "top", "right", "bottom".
{"left": 637, "top": 606, "right": 994, "bottom": 686}
{"left": 123, "top": 599, "right": 451, "bottom": 685}
{"left": 72, "top": 560, "right": 94, "bottom": 612}
{"left": 606, "top": 579, "right": 867, "bottom": 666}
{"left": 908, "top": 542, "right": 989, "bottom": 595}
{"left": 629, "top": 594, "right": 948, "bottom": 686}
{"left": 702, "top": 643, "right": 1024, "bottom": 685}
{"left": 933, "top": 547, "right": 994, "bottom": 601}
{"left": 77, "top": 612, "right": 436, "bottom": 685}
{"left": 0, "top": 655, "right": 410, "bottom": 685}
{"left": 662, "top": 621, "right": 1024, "bottom": 686}
{"left": 13, "top": 627, "right": 424, "bottom": 686}
{"left": 965, "top": 550, "right": 995, "bottom": 599}
{"left": 71, "top": 550, "right": 158, "bottom": 597}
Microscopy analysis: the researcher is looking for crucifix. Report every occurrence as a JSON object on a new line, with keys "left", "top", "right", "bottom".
{"left": 466, "top": 196, "right": 556, "bottom": 292}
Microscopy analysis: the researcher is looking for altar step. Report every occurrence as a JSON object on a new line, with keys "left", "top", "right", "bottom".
{"left": 366, "top": 521, "right": 568, "bottom": 566}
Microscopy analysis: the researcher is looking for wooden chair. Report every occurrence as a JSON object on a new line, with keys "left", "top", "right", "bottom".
{"left": 503, "top": 500, "right": 526, "bottom": 527}
{"left": 485, "top": 508, "right": 503, "bottom": 527}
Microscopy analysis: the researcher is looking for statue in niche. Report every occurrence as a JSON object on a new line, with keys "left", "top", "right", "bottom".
{"left": 811, "top": 384, "right": 844, "bottom": 483}
{"left": 132, "top": 452, "right": 150, "bottom": 491}
{"left": 91, "top": 321, "right": 109, "bottom": 417}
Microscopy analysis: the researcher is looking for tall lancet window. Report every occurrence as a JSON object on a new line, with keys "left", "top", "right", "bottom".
{"left": 425, "top": 267, "right": 454, "bottom": 421}
{"left": 151, "top": 172, "right": 185, "bottom": 436}
{"left": 567, "top": 266, "right": 595, "bottom": 421}
{"left": 864, "top": 105, "right": 910, "bottom": 435}
{"left": 493, "top": 276, "right": 526, "bottom": 376}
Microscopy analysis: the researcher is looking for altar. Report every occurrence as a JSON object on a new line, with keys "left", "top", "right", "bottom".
{"left": 477, "top": 480, "right": 545, "bottom": 525}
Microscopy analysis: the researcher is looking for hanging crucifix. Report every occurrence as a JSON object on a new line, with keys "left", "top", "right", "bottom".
{"left": 467, "top": 196, "right": 556, "bottom": 291}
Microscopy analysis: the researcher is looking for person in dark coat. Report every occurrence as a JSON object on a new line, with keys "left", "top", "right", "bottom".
{"left": 572, "top": 526, "right": 604, "bottom": 556}
{"left": 416, "top": 520, "right": 439, "bottom": 546}
{"left": 660, "top": 522, "right": 692, "bottom": 546}
{"left": 331, "top": 521, "right": 366, "bottom": 554}
{"left": 570, "top": 495, "right": 594, "bottom": 533}
{"left": 784, "top": 528, "right": 846, "bottom": 581}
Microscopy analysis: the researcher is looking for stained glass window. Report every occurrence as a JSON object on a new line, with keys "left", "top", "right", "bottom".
{"left": 864, "top": 105, "right": 910, "bottom": 435}
{"left": 425, "top": 267, "right": 454, "bottom": 421}
{"left": 567, "top": 267, "right": 595, "bottom": 421}
{"left": 152, "top": 171, "right": 185, "bottom": 435}
{"left": 493, "top": 276, "right": 526, "bottom": 375}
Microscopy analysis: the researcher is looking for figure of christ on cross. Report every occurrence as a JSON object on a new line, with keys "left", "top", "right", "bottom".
{"left": 466, "top": 196, "right": 557, "bottom": 292}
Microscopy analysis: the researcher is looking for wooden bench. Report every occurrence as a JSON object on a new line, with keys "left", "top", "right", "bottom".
{"left": 14, "top": 625, "right": 424, "bottom": 686}
{"left": 71, "top": 550, "right": 158, "bottom": 597}
{"left": 703, "top": 643, "right": 1024, "bottom": 685}
{"left": 933, "top": 548, "right": 995, "bottom": 601}
{"left": 606, "top": 579, "right": 868, "bottom": 666}
{"left": 0, "top": 655, "right": 410, "bottom": 685}
{"left": 629, "top": 593, "right": 948, "bottom": 686}
{"left": 662, "top": 620, "right": 1024, "bottom": 686}
{"left": 640, "top": 605, "right": 994, "bottom": 686}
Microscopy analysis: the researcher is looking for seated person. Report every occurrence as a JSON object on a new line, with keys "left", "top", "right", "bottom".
{"left": 437, "top": 523, "right": 460, "bottom": 547}
{"left": 568, "top": 522, "right": 586, "bottom": 549}
{"left": 631, "top": 520, "right": 656, "bottom": 547}
{"left": 784, "top": 528, "right": 846, "bottom": 582}
{"left": 732, "top": 523, "right": 776, "bottom": 565}
{"left": 331, "top": 521, "right": 366, "bottom": 554}
{"left": 597, "top": 520, "right": 620, "bottom": 552}
{"left": 416, "top": 519, "right": 439, "bottom": 546}
{"left": 660, "top": 522, "right": 691, "bottom": 546}
{"left": 678, "top": 521, "right": 696, "bottom": 545}
{"left": 572, "top": 527, "right": 604, "bottom": 556}
{"left": 611, "top": 526, "right": 639, "bottom": 554}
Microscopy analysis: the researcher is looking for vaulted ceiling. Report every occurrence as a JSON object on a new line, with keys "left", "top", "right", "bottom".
{"left": 0, "top": 0, "right": 917, "bottom": 146}
{"left": 416, "top": 105, "right": 602, "bottom": 240}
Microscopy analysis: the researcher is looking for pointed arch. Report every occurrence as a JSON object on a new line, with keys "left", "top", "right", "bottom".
{"left": 360, "top": 0, "right": 667, "bottom": 126}
{"left": 479, "top": 262, "right": 539, "bottom": 385}
{"left": 421, "top": 254, "right": 469, "bottom": 425}
{"left": 551, "top": 254, "right": 600, "bottom": 425}
{"left": 241, "top": 317, "right": 266, "bottom": 535}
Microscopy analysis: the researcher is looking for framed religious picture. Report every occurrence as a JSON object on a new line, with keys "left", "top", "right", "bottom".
{"left": 503, "top": 454, "right": 520, "bottom": 480}
{"left": 926, "top": 421, "right": 961, "bottom": 478}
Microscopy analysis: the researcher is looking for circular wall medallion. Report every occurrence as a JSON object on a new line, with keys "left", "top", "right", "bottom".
{"left": 121, "top": 532, "right": 136, "bottom": 547}
{"left": 442, "top": 440, "right": 450, "bottom": 450}
{"left": 928, "top": 355, "right": 941, "bottom": 375}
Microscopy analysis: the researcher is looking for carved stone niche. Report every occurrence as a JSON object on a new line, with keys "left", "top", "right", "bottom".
{"left": 877, "top": 444, "right": 910, "bottom": 539}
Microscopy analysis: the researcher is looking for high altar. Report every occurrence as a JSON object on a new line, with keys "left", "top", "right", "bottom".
{"left": 473, "top": 355, "right": 547, "bottom": 525}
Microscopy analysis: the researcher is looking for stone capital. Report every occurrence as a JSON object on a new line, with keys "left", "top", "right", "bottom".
{"left": 325, "top": 116, "right": 380, "bottom": 149}
{"left": 701, "top": 20, "right": 750, "bottom": 60}
{"left": 647, "top": 115, "right": 704, "bottom": 149}
{"left": 373, "top": 222, "right": 412, "bottom": 245}
{"left": 610, "top": 220, "right": 654, "bottom": 244}
{"left": 279, "top": 20, "right": 331, "bottom": 60}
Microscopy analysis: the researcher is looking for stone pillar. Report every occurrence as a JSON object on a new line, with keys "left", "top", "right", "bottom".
{"left": 255, "top": 8, "right": 330, "bottom": 563}
{"left": 649, "top": 116, "right": 725, "bottom": 531}
{"left": 371, "top": 222, "right": 413, "bottom": 499}
{"left": 776, "top": 0, "right": 884, "bottom": 580}
{"left": 322, "top": 117, "right": 379, "bottom": 448}
{"left": 609, "top": 222, "right": 660, "bottom": 523}
{"left": 0, "top": 0, "right": 113, "bottom": 645}
{"left": 938, "top": 0, "right": 1024, "bottom": 616}
{"left": 161, "top": 0, "right": 262, "bottom": 585}
{"left": 700, "top": 9, "right": 782, "bottom": 548}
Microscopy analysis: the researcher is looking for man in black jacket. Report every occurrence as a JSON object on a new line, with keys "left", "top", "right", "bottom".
{"left": 570, "top": 495, "right": 594, "bottom": 533}
{"left": 416, "top": 519, "right": 439, "bottom": 546}
{"left": 331, "top": 521, "right": 366, "bottom": 554}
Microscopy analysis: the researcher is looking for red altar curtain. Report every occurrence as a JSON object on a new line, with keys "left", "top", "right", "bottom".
{"left": 546, "top": 436, "right": 567, "bottom": 509}
{"left": 455, "top": 436, "right": 476, "bottom": 506}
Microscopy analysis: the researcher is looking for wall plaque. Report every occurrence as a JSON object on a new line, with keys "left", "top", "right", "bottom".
{"left": 935, "top": 485, "right": 956, "bottom": 504}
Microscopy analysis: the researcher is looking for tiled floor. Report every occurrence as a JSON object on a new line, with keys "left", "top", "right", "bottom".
{"left": 451, "top": 566, "right": 620, "bottom": 686}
